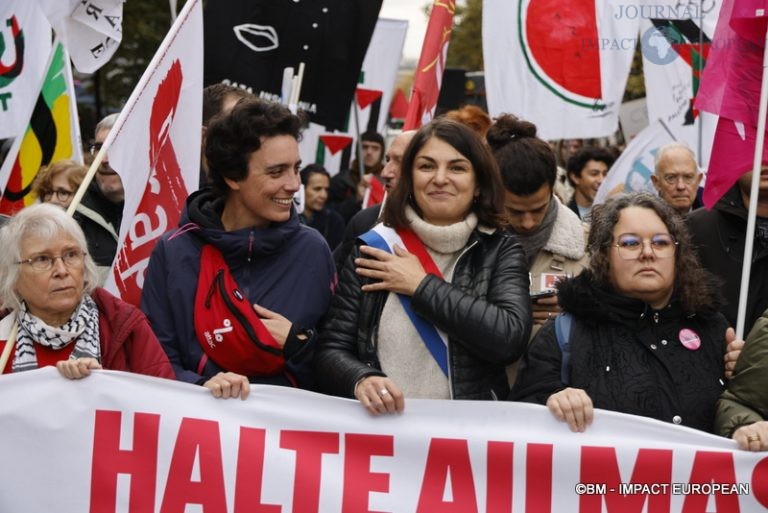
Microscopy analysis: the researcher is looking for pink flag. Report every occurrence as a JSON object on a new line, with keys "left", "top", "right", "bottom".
{"left": 695, "top": 0, "right": 768, "bottom": 208}
{"left": 403, "top": 0, "right": 456, "bottom": 130}
{"left": 99, "top": 0, "right": 203, "bottom": 305}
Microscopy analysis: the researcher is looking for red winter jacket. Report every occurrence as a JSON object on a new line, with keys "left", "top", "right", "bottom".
{"left": 0, "top": 288, "right": 174, "bottom": 379}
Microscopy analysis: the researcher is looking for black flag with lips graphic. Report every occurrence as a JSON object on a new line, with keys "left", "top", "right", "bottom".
{"left": 203, "top": 0, "right": 382, "bottom": 131}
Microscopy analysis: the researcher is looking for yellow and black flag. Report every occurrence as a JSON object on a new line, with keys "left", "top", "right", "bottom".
{"left": 0, "top": 40, "right": 82, "bottom": 214}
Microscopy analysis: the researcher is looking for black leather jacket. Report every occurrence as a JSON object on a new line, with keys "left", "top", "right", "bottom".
{"left": 315, "top": 227, "right": 532, "bottom": 400}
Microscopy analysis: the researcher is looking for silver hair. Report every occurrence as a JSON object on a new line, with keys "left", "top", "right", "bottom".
{"left": 94, "top": 113, "right": 120, "bottom": 137}
{"left": 654, "top": 142, "right": 698, "bottom": 175}
{"left": 0, "top": 204, "right": 99, "bottom": 311}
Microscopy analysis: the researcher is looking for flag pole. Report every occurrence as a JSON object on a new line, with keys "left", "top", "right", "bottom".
{"left": 734, "top": 22, "right": 768, "bottom": 339}
{"left": 352, "top": 91, "right": 365, "bottom": 183}
{"left": 0, "top": 323, "right": 18, "bottom": 375}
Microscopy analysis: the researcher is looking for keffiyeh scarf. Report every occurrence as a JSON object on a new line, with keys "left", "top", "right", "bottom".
{"left": 12, "top": 295, "right": 101, "bottom": 373}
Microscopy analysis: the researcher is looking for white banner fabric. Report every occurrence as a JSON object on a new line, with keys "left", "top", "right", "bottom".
{"left": 37, "top": 0, "right": 124, "bottom": 73}
{"left": 0, "top": 0, "right": 51, "bottom": 140}
{"left": 594, "top": 120, "right": 675, "bottom": 206}
{"left": 483, "top": 0, "right": 639, "bottom": 140}
{"left": 1, "top": 368, "right": 766, "bottom": 512}
{"left": 638, "top": 0, "right": 723, "bottom": 168}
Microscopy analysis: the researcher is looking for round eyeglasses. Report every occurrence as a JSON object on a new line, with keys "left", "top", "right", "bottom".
{"left": 16, "top": 249, "right": 86, "bottom": 271}
{"left": 661, "top": 174, "right": 697, "bottom": 185}
{"left": 42, "top": 189, "right": 74, "bottom": 203}
{"left": 613, "top": 233, "right": 677, "bottom": 260}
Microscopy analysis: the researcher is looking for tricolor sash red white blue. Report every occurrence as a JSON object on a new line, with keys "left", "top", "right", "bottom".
{"left": 359, "top": 223, "right": 449, "bottom": 376}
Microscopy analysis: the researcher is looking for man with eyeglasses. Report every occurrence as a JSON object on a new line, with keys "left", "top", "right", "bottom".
{"left": 73, "top": 113, "right": 124, "bottom": 284}
{"left": 651, "top": 143, "right": 703, "bottom": 215}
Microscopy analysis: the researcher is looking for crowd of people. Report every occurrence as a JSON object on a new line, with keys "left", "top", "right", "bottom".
{"left": 0, "top": 86, "right": 767, "bottom": 452}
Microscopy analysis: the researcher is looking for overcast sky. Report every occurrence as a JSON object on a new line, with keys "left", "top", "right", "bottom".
{"left": 379, "top": 0, "right": 429, "bottom": 61}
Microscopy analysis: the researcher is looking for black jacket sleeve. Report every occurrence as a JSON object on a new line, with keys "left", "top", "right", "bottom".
{"left": 315, "top": 246, "right": 385, "bottom": 397}
{"left": 509, "top": 320, "right": 567, "bottom": 403}
{"left": 409, "top": 234, "right": 532, "bottom": 365}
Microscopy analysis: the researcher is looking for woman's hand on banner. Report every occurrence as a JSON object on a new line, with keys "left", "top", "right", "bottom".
{"left": 547, "top": 387, "right": 594, "bottom": 433}
{"left": 204, "top": 372, "right": 250, "bottom": 400}
{"left": 355, "top": 375, "right": 405, "bottom": 415}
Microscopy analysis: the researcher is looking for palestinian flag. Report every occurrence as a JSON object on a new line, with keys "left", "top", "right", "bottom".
{"left": 0, "top": 41, "right": 82, "bottom": 214}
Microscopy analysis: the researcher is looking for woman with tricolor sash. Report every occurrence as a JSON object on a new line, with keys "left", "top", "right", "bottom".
{"left": 316, "top": 118, "right": 532, "bottom": 414}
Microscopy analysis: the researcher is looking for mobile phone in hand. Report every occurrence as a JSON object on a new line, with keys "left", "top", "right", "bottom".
{"left": 530, "top": 289, "right": 556, "bottom": 303}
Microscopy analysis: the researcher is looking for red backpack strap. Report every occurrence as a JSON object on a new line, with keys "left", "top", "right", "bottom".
{"left": 193, "top": 245, "right": 285, "bottom": 376}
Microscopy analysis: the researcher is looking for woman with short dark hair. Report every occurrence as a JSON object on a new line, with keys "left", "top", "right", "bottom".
{"left": 316, "top": 118, "right": 531, "bottom": 413}
{"left": 141, "top": 98, "right": 335, "bottom": 399}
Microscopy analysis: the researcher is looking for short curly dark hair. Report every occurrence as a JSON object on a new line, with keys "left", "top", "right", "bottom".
{"left": 566, "top": 146, "right": 615, "bottom": 186}
{"left": 587, "top": 193, "right": 720, "bottom": 313}
{"left": 205, "top": 98, "right": 302, "bottom": 196}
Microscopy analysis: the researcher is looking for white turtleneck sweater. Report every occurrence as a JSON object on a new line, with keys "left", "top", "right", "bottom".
{"left": 377, "top": 207, "right": 478, "bottom": 399}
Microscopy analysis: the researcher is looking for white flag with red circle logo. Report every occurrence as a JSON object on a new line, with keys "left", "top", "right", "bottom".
{"left": 483, "top": 0, "right": 639, "bottom": 139}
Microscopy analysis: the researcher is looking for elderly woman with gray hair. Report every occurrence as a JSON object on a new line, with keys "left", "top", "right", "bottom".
{"left": 0, "top": 204, "right": 173, "bottom": 379}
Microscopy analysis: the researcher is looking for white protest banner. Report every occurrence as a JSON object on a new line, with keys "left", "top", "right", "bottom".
{"left": 355, "top": 18, "right": 408, "bottom": 135}
{"left": 37, "top": 0, "right": 124, "bottom": 73}
{"left": 595, "top": 119, "right": 676, "bottom": 206}
{"left": 0, "top": 0, "right": 51, "bottom": 140}
{"left": 1, "top": 368, "right": 766, "bottom": 512}
{"left": 638, "top": 0, "right": 722, "bottom": 167}
{"left": 98, "top": 0, "right": 202, "bottom": 306}
{"left": 483, "top": 0, "right": 639, "bottom": 139}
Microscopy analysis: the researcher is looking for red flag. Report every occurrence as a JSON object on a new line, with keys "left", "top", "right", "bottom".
{"left": 389, "top": 88, "right": 409, "bottom": 119}
{"left": 362, "top": 176, "right": 385, "bottom": 209}
{"left": 403, "top": 0, "right": 456, "bottom": 130}
{"left": 97, "top": 0, "right": 203, "bottom": 305}
{"left": 355, "top": 88, "right": 383, "bottom": 110}
{"left": 694, "top": 0, "right": 768, "bottom": 208}
{"left": 318, "top": 134, "right": 354, "bottom": 155}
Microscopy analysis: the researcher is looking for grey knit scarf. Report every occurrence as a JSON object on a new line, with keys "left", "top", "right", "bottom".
{"left": 515, "top": 197, "right": 559, "bottom": 268}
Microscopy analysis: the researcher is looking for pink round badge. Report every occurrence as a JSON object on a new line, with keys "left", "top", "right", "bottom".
{"left": 679, "top": 329, "right": 701, "bottom": 350}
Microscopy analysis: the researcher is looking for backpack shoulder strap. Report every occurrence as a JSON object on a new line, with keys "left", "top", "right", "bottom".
{"left": 554, "top": 312, "right": 573, "bottom": 386}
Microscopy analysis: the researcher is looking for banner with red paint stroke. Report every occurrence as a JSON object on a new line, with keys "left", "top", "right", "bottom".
{"left": 101, "top": 0, "right": 202, "bottom": 304}
{"left": 1, "top": 368, "right": 766, "bottom": 513}
{"left": 112, "top": 60, "right": 189, "bottom": 306}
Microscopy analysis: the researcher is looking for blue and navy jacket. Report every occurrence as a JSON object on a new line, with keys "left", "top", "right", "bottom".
{"left": 141, "top": 188, "right": 336, "bottom": 388}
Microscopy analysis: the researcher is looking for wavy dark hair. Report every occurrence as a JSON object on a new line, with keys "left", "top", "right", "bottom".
{"left": 487, "top": 113, "right": 557, "bottom": 196}
{"left": 383, "top": 118, "right": 508, "bottom": 229}
{"left": 587, "top": 193, "right": 719, "bottom": 313}
{"left": 205, "top": 98, "right": 302, "bottom": 196}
